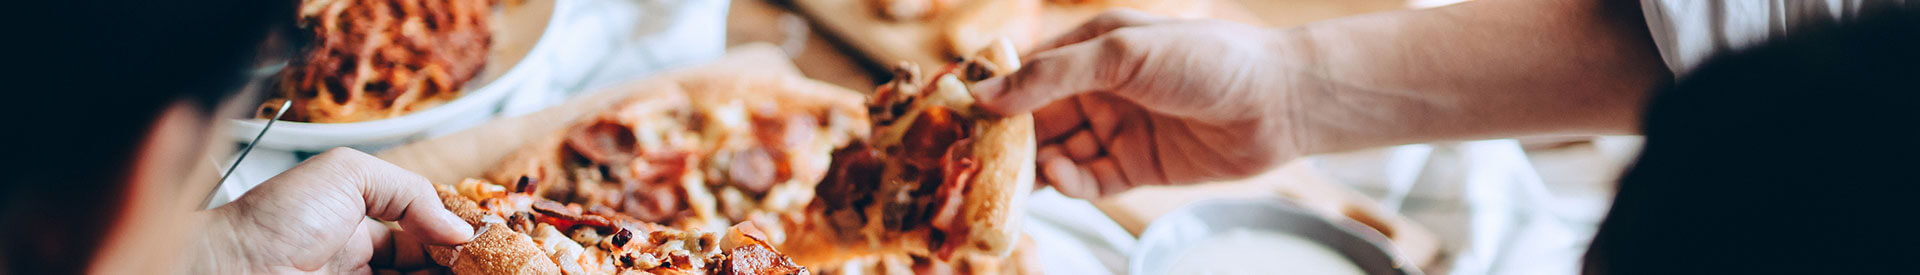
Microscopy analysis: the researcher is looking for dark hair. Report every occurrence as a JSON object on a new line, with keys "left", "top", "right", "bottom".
{"left": 2, "top": 0, "right": 295, "bottom": 273}
{"left": 1586, "top": 5, "right": 1920, "bottom": 274}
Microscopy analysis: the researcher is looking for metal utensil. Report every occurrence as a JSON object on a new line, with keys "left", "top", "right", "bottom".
{"left": 204, "top": 100, "right": 292, "bottom": 207}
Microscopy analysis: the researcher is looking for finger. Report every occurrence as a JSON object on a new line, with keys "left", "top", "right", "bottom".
{"left": 317, "top": 148, "right": 475, "bottom": 245}
{"left": 1083, "top": 158, "right": 1133, "bottom": 197}
{"left": 1032, "top": 9, "right": 1168, "bottom": 53}
{"left": 1035, "top": 145, "right": 1067, "bottom": 188}
{"left": 375, "top": 223, "right": 439, "bottom": 269}
{"left": 1039, "top": 152, "right": 1098, "bottom": 199}
{"left": 1031, "top": 100, "right": 1087, "bottom": 143}
{"left": 330, "top": 219, "right": 380, "bottom": 275}
{"left": 973, "top": 34, "right": 1143, "bottom": 115}
{"left": 368, "top": 220, "right": 397, "bottom": 268}
{"left": 1062, "top": 130, "right": 1102, "bottom": 162}
{"left": 1106, "top": 115, "right": 1169, "bottom": 186}
{"left": 1078, "top": 95, "right": 1128, "bottom": 141}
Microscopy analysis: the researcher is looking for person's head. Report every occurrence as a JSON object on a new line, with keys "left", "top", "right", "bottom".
{"left": 1586, "top": 5, "right": 1920, "bottom": 274}
{"left": 3, "top": 0, "right": 296, "bottom": 272}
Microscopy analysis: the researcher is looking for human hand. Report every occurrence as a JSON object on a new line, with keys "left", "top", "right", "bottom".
{"left": 188, "top": 148, "right": 474, "bottom": 274}
{"left": 970, "top": 10, "right": 1309, "bottom": 199}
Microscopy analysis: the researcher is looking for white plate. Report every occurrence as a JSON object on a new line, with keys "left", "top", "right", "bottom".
{"left": 224, "top": 0, "right": 559, "bottom": 151}
{"left": 1131, "top": 199, "right": 1421, "bottom": 275}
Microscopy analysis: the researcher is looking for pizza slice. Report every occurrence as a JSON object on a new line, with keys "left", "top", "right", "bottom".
{"left": 428, "top": 178, "right": 810, "bottom": 275}
{"left": 787, "top": 38, "right": 1035, "bottom": 262}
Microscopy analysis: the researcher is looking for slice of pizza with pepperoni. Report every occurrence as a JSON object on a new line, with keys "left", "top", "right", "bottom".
{"left": 428, "top": 178, "right": 809, "bottom": 275}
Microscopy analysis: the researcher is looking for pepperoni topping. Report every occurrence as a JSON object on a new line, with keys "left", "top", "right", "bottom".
{"left": 751, "top": 110, "right": 819, "bottom": 153}
{"left": 565, "top": 120, "right": 639, "bottom": 164}
{"left": 622, "top": 184, "right": 683, "bottom": 223}
{"left": 727, "top": 147, "right": 780, "bottom": 194}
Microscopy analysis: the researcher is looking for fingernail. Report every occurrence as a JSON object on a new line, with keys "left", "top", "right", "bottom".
{"left": 441, "top": 212, "right": 476, "bottom": 241}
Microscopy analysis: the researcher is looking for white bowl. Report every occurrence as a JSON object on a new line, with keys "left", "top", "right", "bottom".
{"left": 224, "top": 0, "right": 559, "bottom": 151}
{"left": 1131, "top": 199, "right": 1421, "bottom": 275}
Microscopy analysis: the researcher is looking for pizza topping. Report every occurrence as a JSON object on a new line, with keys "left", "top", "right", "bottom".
{"left": 870, "top": 64, "right": 924, "bottom": 125}
{"left": 567, "top": 120, "right": 640, "bottom": 164}
{"left": 727, "top": 147, "right": 780, "bottom": 194}
{"left": 622, "top": 183, "right": 685, "bottom": 223}
{"left": 717, "top": 222, "right": 809, "bottom": 275}
{"left": 751, "top": 109, "right": 820, "bottom": 154}
{"left": 898, "top": 106, "right": 970, "bottom": 169}
{"left": 818, "top": 144, "right": 885, "bottom": 210}
{"left": 720, "top": 243, "right": 809, "bottom": 275}
{"left": 609, "top": 227, "right": 635, "bottom": 248}
{"left": 928, "top": 139, "right": 976, "bottom": 234}
{"left": 514, "top": 176, "right": 536, "bottom": 193}
{"left": 439, "top": 179, "right": 811, "bottom": 274}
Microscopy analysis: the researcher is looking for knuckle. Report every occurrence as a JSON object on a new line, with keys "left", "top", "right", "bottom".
{"left": 1091, "top": 9, "right": 1149, "bottom": 27}
{"left": 1100, "top": 29, "right": 1152, "bottom": 56}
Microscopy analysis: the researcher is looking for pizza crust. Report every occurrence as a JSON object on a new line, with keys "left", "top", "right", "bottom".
{"left": 953, "top": 112, "right": 1033, "bottom": 256}
{"left": 427, "top": 186, "right": 562, "bottom": 274}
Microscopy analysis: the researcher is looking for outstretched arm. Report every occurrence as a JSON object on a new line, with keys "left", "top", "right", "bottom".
{"left": 1285, "top": 0, "right": 1668, "bottom": 154}
{"left": 970, "top": 0, "right": 1669, "bottom": 197}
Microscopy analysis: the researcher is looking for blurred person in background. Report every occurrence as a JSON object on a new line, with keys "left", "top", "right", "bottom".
{"left": 972, "top": 0, "right": 1919, "bottom": 273}
{"left": 5, "top": 0, "right": 474, "bottom": 273}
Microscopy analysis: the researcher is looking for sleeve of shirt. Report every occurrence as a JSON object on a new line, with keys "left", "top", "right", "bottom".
{"left": 1639, "top": 0, "right": 1885, "bottom": 77}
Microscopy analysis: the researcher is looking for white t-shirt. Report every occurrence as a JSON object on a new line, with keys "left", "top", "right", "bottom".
{"left": 1639, "top": 0, "right": 1904, "bottom": 77}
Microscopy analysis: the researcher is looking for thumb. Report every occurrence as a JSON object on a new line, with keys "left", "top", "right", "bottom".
{"left": 973, "top": 34, "right": 1142, "bottom": 115}
{"left": 319, "top": 148, "right": 476, "bottom": 245}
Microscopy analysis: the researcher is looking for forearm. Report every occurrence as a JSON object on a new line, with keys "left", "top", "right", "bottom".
{"left": 1279, "top": 0, "right": 1669, "bottom": 154}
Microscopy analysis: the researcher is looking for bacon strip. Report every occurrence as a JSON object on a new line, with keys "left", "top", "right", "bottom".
{"left": 928, "top": 138, "right": 977, "bottom": 259}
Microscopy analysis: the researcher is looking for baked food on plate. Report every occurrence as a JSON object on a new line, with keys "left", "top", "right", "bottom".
{"left": 263, "top": 0, "right": 495, "bottom": 123}
{"left": 428, "top": 178, "right": 808, "bottom": 274}
{"left": 785, "top": 39, "right": 1034, "bottom": 262}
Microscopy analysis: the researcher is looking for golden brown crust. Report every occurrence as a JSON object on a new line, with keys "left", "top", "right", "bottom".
{"left": 427, "top": 186, "right": 562, "bottom": 274}
{"left": 953, "top": 113, "right": 1033, "bottom": 257}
